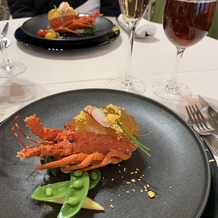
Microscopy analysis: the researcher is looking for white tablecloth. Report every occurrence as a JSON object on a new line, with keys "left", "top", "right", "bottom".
{"left": 1, "top": 17, "right": 218, "bottom": 162}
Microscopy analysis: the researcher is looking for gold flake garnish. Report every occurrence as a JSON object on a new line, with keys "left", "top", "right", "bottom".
{"left": 147, "top": 191, "right": 155, "bottom": 199}
{"left": 110, "top": 204, "right": 114, "bottom": 209}
{"left": 209, "top": 159, "right": 215, "bottom": 163}
{"left": 131, "top": 179, "right": 136, "bottom": 183}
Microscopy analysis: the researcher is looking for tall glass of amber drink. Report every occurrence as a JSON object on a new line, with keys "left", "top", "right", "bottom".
{"left": 153, "top": 0, "right": 217, "bottom": 100}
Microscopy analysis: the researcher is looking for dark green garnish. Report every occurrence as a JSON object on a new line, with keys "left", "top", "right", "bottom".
{"left": 84, "top": 27, "right": 95, "bottom": 35}
{"left": 43, "top": 156, "right": 60, "bottom": 176}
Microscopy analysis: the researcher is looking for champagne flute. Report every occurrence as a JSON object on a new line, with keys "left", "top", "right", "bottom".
{"left": 108, "top": 0, "right": 150, "bottom": 94}
{"left": 153, "top": 0, "right": 217, "bottom": 100}
{"left": 0, "top": 22, "right": 26, "bottom": 78}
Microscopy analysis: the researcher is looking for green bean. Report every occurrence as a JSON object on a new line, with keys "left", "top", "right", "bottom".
{"left": 57, "top": 170, "right": 89, "bottom": 218}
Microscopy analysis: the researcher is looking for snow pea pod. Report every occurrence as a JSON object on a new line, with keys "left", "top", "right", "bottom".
{"left": 57, "top": 170, "right": 89, "bottom": 218}
{"left": 32, "top": 180, "right": 70, "bottom": 201}
{"left": 32, "top": 169, "right": 101, "bottom": 201}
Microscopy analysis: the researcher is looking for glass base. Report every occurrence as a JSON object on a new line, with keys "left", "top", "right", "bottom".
{"left": 0, "top": 61, "right": 26, "bottom": 78}
{"left": 108, "top": 77, "right": 146, "bottom": 94}
{"left": 152, "top": 80, "right": 192, "bottom": 101}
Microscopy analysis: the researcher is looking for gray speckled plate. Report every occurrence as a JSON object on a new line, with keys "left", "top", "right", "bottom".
{"left": 0, "top": 89, "right": 210, "bottom": 218}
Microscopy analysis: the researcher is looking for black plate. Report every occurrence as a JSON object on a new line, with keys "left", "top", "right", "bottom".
{"left": 0, "top": 89, "right": 211, "bottom": 218}
{"left": 15, "top": 25, "right": 120, "bottom": 51}
{"left": 21, "top": 14, "right": 114, "bottom": 42}
{"left": 201, "top": 140, "right": 218, "bottom": 218}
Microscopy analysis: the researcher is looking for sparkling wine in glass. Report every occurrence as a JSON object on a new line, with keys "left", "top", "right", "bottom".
{"left": 0, "top": 23, "right": 26, "bottom": 78}
{"left": 152, "top": 0, "right": 217, "bottom": 100}
{"left": 108, "top": 0, "right": 150, "bottom": 94}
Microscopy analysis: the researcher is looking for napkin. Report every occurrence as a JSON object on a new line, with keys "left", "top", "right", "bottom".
{"left": 117, "top": 14, "right": 157, "bottom": 38}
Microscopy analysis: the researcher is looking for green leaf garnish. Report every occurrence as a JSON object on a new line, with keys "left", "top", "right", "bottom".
{"left": 84, "top": 27, "right": 95, "bottom": 35}
{"left": 43, "top": 156, "right": 60, "bottom": 176}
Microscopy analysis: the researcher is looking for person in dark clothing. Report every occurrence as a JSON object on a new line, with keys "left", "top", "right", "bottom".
{"left": 7, "top": 0, "right": 121, "bottom": 19}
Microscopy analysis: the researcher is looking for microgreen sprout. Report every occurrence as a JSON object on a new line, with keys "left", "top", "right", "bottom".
{"left": 88, "top": 100, "right": 100, "bottom": 108}
{"left": 117, "top": 122, "right": 150, "bottom": 156}
{"left": 53, "top": 4, "right": 64, "bottom": 22}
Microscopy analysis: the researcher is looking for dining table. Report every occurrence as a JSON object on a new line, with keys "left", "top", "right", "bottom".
{"left": 0, "top": 16, "right": 218, "bottom": 218}
{"left": 1, "top": 16, "right": 218, "bottom": 159}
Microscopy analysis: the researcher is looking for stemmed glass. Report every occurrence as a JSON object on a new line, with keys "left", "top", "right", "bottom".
{"left": 0, "top": 23, "right": 26, "bottom": 78}
{"left": 108, "top": 0, "right": 150, "bottom": 94}
{"left": 153, "top": 0, "right": 217, "bottom": 100}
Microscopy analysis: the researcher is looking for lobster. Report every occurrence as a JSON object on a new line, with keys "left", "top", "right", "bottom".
{"left": 12, "top": 105, "right": 140, "bottom": 172}
{"left": 48, "top": 1, "right": 100, "bottom": 35}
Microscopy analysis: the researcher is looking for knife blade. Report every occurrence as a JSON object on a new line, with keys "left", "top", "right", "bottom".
{"left": 199, "top": 95, "right": 218, "bottom": 126}
{"left": 1, "top": 22, "right": 9, "bottom": 37}
{"left": 115, "top": 17, "right": 131, "bottom": 35}
{"left": 202, "top": 135, "right": 218, "bottom": 156}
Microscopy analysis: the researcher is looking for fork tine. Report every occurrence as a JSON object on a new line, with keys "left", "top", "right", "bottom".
{"left": 194, "top": 105, "right": 210, "bottom": 130}
{"left": 186, "top": 104, "right": 210, "bottom": 130}
{"left": 185, "top": 105, "right": 202, "bottom": 129}
{"left": 185, "top": 106, "right": 195, "bottom": 124}
{"left": 191, "top": 105, "right": 205, "bottom": 130}
{"left": 185, "top": 105, "right": 217, "bottom": 140}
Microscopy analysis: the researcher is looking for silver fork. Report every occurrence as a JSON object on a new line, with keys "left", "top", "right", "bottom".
{"left": 185, "top": 104, "right": 218, "bottom": 139}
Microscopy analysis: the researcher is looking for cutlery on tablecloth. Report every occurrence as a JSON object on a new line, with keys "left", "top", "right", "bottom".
{"left": 1, "top": 22, "right": 9, "bottom": 37}
{"left": 186, "top": 104, "right": 218, "bottom": 155}
{"left": 199, "top": 95, "right": 218, "bottom": 127}
{"left": 186, "top": 105, "right": 218, "bottom": 138}
{"left": 0, "top": 22, "right": 11, "bottom": 49}
{"left": 202, "top": 136, "right": 218, "bottom": 156}
{"left": 0, "top": 21, "right": 26, "bottom": 77}
{"left": 116, "top": 17, "right": 131, "bottom": 34}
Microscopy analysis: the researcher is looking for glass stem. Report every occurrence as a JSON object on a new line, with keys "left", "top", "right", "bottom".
{"left": 166, "top": 47, "right": 185, "bottom": 92}
{"left": 0, "top": 35, "right": 14, "bottom": 77}
{"left": 0, "top": 35, "right": 25, "bottom": 78}
{"left": 0, "top": 35, "right": 10, "bottom": 65}
{"left": 122, "top": 22, "right": 136, "bottom": 87}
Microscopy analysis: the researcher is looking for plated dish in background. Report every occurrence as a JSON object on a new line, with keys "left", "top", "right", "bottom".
{"left": 21, "top": 2, "right": 106, "bottom": 40}
{"left": 15, "top": 25, "right": 120, "bottom": 51}
{"left": 15, "top": 2, "right": 119, "bottom": 51}
{"left": 21, "top": 14, "right": 114, "bottom": 42}
{"left": 0, "top": 89, "right": 213, "bottom": 218}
